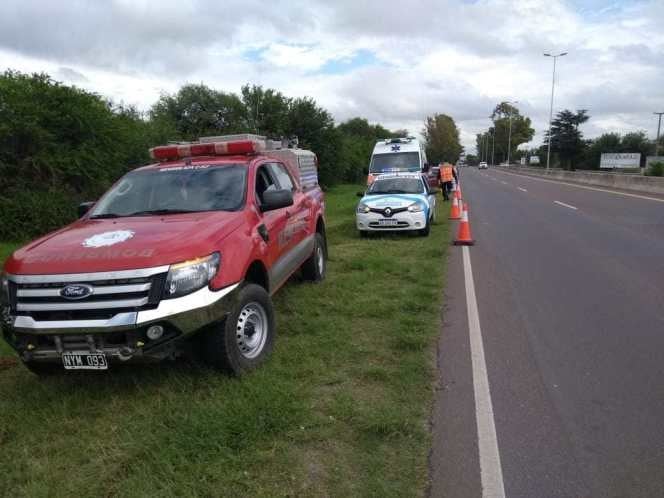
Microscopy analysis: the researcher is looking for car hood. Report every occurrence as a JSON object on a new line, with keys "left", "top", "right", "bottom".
{"left": 5, "top": 211, "right": 246, "bottom": 275}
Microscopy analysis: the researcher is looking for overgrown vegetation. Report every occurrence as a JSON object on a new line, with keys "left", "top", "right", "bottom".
{"left": 0, "top": 186, "right": 449, "bottom": 497}
{"left": 646, "top": 161, "right": 664, "bottom": 177}
{"left": 0, "top": 71, "right": 413, "bottom": 240}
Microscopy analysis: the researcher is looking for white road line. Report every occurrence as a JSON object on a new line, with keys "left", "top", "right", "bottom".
{"left": 500, "top": 181, "right": 508, "bottom": 185}
{"left": 462, "top": 246, "right": 506, "bottom": 498}
{"left": 518, "top": 187, "right": 527, "bottom": 192}
{"left": 554, "top": 200, "right": 578, "bottom": 210}
{"left": 495, "top": 170, "right": 664, "bottom": 203}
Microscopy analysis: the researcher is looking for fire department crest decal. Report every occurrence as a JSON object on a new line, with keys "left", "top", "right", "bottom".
{"left": 82, "top": 230, "right": 135, "bottom": 248}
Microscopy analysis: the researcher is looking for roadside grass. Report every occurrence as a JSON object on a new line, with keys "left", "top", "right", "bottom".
{"left": 0, "top": 185, "right": 449, "bottom": 497}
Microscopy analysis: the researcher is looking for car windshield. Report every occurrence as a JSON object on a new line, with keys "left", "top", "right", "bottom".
{"left": 90, "top": 165, "right": 246, "bottom": 217}
{"left": 369, "top": 152, "right": 420, "bottom": 173}
{"left": 368, "top": 177, "right": 424, "bottom": 195}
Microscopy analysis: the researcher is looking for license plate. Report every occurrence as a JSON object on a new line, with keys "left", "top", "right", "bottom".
{"left": 62, "top": 352, "right": 108, "bottom": 370}
{"left": 378, "top": 219, "right": 399, "bottom": 226}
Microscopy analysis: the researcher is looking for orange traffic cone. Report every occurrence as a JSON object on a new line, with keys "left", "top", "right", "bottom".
{"left": 454, "top": 187, "right": 462, "bottom": 201}
{"left": 449, "top": 196, "right": 461, "bottom": 220}
{"left": 454, "top": 204, "right": 475, "bottom": 246}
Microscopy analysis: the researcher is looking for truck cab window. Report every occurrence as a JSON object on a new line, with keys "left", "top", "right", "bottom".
{"left": 267, "top": 163, "right": 295, "bottom": 192}
{"left": 255, "top": 165, "right": 278, "bottom": 205}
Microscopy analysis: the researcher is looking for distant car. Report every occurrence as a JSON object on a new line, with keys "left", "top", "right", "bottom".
{"left": 479, "top": 162, "right": 488, "bottom": 169}
{"left": 356, "top": 173, "right": 436, "bottom": 236}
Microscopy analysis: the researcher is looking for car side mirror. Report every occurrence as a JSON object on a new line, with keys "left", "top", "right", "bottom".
{"left": 356, "top": 192, "right": 365, "bottom": 197}
{"left": 261, "top": 189, "right": 294, "bottom": 212}
{"left": 423, "top": 163, "right": 431, "bottom": 172}
{"left": 363, "top": 167, "right": 369, "bottom": 175}
{"left": 78, "top": 201, "right": 95, "bottom": 218}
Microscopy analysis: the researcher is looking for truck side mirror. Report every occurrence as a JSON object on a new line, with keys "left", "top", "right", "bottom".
{"left": 261, "top": 189, "right": 294, "bottom": 212}
{"left": 363, "top": 167, "right": 369, "bottom": 175}
{"left": 78, "top": 202, "right": 95, "bottom": 218}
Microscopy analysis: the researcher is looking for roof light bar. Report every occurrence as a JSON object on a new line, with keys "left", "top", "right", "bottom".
{"left": 149, "top": 139, "right": 264, "bottom": 161}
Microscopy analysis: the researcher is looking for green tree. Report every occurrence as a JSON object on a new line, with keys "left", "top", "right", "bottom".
{"left": 150, "top": 83, "right": 247, "bottom": 139}
{"left": 241, "top": 84, "right": 290, "bottom": 137}
{"left": 423, "top": 114, "right": 462, "bottom": 164}
{"left": 545, "top": 109, "right": 590, "bottom": 169}
{"left": 490, "top": 102, "right": 535, "bottom": 164}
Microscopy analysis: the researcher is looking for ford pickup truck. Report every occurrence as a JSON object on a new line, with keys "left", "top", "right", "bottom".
{"left": 0, "top": 135, "right": 327, "bottom": 375}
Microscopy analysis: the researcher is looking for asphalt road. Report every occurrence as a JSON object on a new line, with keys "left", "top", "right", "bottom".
{"left": 429, "top": 167, "right": 664, "bottom": 498}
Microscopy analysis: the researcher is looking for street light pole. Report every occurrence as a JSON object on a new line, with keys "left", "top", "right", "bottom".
{"left": 544, "top": 52, "right": 567, "bottom": 171}
{"left": 655, "top": 112, "right": 664, "bottom": 157}
{"left": 506, "top": 100, "right": 519, "bottom": 166}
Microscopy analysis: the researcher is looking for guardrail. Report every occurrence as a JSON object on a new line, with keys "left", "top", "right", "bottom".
{"left": 495, "top": 165, "right": 664, "bottom": 195}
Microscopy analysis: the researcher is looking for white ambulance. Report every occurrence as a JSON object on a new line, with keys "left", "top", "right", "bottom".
{"left": 366, "top": 137, "right": 428, "bottom": 185}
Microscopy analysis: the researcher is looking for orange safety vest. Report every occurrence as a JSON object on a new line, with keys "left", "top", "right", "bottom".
{"left": 440, "top": 165, "right": 454, "bottom": 183}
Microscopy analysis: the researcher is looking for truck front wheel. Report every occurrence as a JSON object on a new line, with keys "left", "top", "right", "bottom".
{"left": 203, "top": 284, "right": 275, "bottom": 375}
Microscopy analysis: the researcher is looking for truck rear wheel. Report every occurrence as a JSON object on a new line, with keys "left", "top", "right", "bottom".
{"left": 301, "top": 232, "right": 326, "bottom": 282}
{"left": 202, "top": 284, "right": 275, "bottom": 375}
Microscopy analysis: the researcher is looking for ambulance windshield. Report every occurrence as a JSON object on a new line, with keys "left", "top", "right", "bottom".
{"left": 369, "top": 152, "right": 421, "bottom": 173}
{"left": 368, "top": 177, "right": 425, "bottom": 195}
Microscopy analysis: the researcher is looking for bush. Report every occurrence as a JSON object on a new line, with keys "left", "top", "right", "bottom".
{"left": 647, "top": 161, "right": 664, "bottom": 177}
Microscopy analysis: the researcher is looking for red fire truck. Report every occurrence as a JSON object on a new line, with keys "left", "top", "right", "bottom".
{"left": 1, "top": 135, "right": 327, "bottom": 375}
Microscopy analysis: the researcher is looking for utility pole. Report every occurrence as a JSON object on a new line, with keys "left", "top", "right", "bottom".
{"left": 655, "top": 112, "right": 664, "bottom": 157}
{"left": 544, "top": 52, "right": 567, "bottom": 170}
{"left": 484, "top": 132, "right": 489, "bottom": 163}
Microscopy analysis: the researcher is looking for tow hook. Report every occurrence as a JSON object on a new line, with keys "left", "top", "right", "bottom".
{"left": 118, "top": 346, "right": 135, "bottom": 361}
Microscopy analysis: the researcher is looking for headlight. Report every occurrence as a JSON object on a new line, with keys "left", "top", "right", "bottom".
{"left": 407, "top": 202, "right": 424, "bottom": 212}
{"left": 357, "top": 203, "right": 370, "bottom": 214}
{"left": 164, "top": 253, "right": 220, "bottom": 299}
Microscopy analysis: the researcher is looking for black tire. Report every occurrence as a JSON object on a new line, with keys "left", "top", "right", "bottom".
{"left": 301, "top": 232, "right": 327, "bottom": 282}
{"left": 22, "top": 361, "right": 61, "bottom": 376}
{"left": 419, "top": 219, "right": 431, "bottom": 237}
{"left": 202, "top": 284, "right": 275, "bottom": 375}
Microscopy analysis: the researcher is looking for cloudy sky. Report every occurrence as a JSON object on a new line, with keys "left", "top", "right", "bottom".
{"left": 1, "top": 0, "right": 663, "bottom": 153}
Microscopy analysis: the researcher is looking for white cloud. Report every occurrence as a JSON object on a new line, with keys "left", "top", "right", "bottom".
{"left": 1, "top": 0, "right": 662, "bottom": 153}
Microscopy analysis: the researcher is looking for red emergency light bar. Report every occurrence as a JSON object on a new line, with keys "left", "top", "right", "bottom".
{"left": 149, "top": 140, "right": 263, "bottom": 161}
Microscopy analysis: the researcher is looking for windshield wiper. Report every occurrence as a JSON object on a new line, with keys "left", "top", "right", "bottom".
{"left": 89, "top": 213, "right": 123, "bottom": 219}
{"left": 127, "top": 209, "right": 200, "bottom": 216}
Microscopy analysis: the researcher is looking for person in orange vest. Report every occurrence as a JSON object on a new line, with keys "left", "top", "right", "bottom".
{"left": 438, "top": 163, "right": 458, "bottom": 201}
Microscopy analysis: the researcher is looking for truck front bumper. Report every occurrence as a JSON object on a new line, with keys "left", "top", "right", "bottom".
{"left": 1, "top": 283, "right": 240, "bottom": 364}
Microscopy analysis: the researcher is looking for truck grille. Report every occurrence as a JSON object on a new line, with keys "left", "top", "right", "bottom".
{"left": 8, "top": 267, "right": 168, "bottom": 321}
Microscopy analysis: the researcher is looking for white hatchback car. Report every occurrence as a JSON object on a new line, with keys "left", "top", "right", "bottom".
{"left": 356, "top": 173, "right": 437, "bottom": 236}
{"left": 479, "top": 161, "right": 488, "bottom": 169}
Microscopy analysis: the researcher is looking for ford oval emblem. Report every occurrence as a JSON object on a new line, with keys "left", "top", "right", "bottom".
{"left": 60, "top": 284, "right": 94, "bottom": 300}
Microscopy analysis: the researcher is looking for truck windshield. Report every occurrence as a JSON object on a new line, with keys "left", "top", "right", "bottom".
{"left": 369, "top": 152, "right": 421, "bottom": 173}
{"left": 368, "top": 177, "right": 424, "bottom": 195}
{"left": 90, "top": 165, "right": 246, "bottom": 218}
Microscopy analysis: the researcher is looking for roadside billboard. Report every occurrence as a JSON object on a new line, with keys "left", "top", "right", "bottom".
{"left": 600, "top": 153, "right": 641, "bottom": 169}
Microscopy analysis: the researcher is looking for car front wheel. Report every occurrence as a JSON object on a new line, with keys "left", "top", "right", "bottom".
{"left": 202, "top": 284, "right": 275, "bottom": 375}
